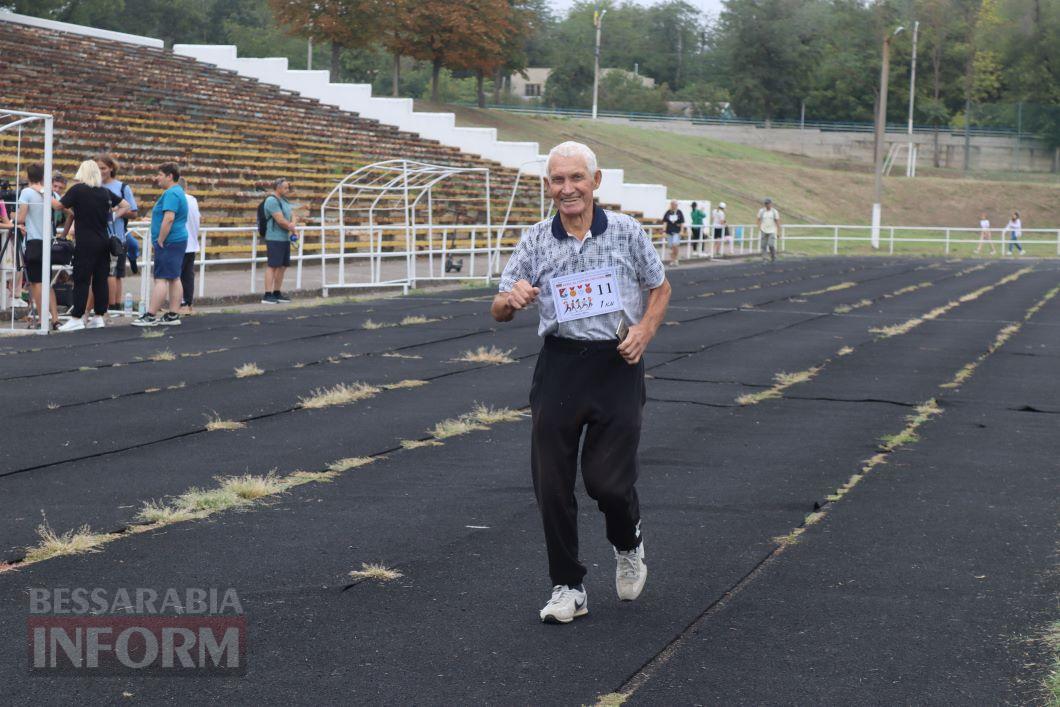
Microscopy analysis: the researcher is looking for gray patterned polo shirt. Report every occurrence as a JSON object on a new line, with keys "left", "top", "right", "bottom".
{"left": 499, "top": 207, "right": 666, "bottom": 340}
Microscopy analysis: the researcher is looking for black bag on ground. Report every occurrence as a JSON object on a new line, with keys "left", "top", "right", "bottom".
{"left": 53, "top": 281, "right": 72, "bottom": 307}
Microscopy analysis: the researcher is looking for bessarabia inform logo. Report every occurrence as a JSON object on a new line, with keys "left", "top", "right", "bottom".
{"left": 27, "top": 587, "right": 247, "bottom": 675}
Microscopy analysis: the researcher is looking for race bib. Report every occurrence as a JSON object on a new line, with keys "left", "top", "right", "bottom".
{"left": 550, "top": 267, "right": 624, "bottom": 323}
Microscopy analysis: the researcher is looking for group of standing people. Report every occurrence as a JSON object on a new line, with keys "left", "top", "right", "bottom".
{"left": 6, "top": 156, "right": 201, "bottom": 331}
{"left": 660, "top": 197, "right": 781, "bottom": 264}
{"left": 976, "top": 211, "right": 1023, "bottom": 256}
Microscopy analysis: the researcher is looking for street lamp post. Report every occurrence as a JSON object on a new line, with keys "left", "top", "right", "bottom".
{"left": 906, "top": 20, "right": 919, "bottom": 177}
{"left": 872, "top": 25, "right": 903, "bottom": 249}
{"left": 592, "top": 9, "right": 606, "bottom": 120}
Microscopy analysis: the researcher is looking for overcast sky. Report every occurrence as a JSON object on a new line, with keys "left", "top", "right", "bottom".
{"left": 548, "top": 0, "right": 724, "bottom": 22}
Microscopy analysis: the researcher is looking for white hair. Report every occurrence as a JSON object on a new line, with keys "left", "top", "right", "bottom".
{"left": 547, "top": 141, "right": 598, "bottom": 176}
{"left": 74, "top": 159, "right": 103, "bottom": 188}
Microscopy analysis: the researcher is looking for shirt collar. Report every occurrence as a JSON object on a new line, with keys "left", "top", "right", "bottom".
{"left": 551, "top": 205, "right": 608, "bottom": 241}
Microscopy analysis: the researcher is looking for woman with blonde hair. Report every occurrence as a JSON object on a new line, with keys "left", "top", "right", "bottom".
{"left": 55, "top": 159, "right": 130, "bottom": 331}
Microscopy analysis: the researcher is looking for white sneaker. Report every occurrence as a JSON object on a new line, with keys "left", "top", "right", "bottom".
{"left": 88, "top": 316, "right": 105, "bottom": 329}
{"left": 539, "top": 584, "right": 588, "bottom": 624}
{"left": 58, "top": 317, "right": 85, "bottom": 332}
{"left": 11, "top": 299, "right": 27, "bottom": 308}
{"left": 615, "top": 542, "right": 647, "bottom": 601}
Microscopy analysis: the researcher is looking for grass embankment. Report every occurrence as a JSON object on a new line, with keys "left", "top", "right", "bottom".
{"left": 433, "top": 103, "right": 1059, "bottom": 241}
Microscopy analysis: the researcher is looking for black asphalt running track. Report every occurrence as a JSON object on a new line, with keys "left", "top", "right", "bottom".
{"left": 1, "top": 256, "right": 1057, "bottom": 704}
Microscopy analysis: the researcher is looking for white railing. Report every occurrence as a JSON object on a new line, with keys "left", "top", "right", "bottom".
{"left": 781, "top": 224, "right": 1060, "bottom": 256}
{"left": 5, "top": 220, "right": 1057, "bottom": 324}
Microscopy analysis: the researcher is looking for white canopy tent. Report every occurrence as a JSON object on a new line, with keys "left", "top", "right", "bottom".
{"left": 318, "top": 160, "right": 494, "bottom": 295}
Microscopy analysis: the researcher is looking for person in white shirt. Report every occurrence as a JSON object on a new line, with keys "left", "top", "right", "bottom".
{"left": 756, "top": 198, "right": 781, "bottom": 262}
{"left": 710, "top": 203, "right": 725, "bottom": 258}
{"left": 975, "top": 212, "right": 995, "bottom": 255}
{"left": 178, "top": 177, "right": 202, "bottom": 314}
{"left": 1002, "top": 210, "right": 1023, "bottom": 256}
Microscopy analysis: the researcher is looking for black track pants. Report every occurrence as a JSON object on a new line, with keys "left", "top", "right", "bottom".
{"left": 530, "top": 335, "right": 646, "bottom": 587}
{"left": 71, "top": 239, "right": 110, "bottom": 318}
{"left": 180, "top": 252, "right": 196, "bottom": 306}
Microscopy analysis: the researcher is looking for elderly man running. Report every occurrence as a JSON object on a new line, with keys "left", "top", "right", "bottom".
{"left": 491, "top": 141, "right": 672, "bottom": 624}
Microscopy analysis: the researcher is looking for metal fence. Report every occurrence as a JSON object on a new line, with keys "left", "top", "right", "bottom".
{"left": 5, "top": 221, "right": 1058, "bottom": 325}
{"left": 456, "top": 102, "right": 1029, "bottom": 139}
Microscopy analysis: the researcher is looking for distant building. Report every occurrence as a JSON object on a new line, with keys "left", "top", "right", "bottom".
{"left": 509, "top": 67, "right": 655, "bottom": 101}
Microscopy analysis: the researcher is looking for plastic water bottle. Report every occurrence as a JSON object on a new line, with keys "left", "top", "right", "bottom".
{"left": 123, "top": 292, "right": 133, "bottom": 316}
{"left": 138, "top": 298, "right": 146, "bottom": 316}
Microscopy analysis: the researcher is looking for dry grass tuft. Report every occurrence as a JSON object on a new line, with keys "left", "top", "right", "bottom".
{"left": 400, "top": 315, "right": 437, "bottom": 326}
{"left": 455, "top": 346, "right": 515, "bottom": 364}
{"left": 735, "top": 389, "right": 782, "bottom": 406}
{"left": 595, "top": 693, "right": 630, "bottom": 707}
{"left": 299, "top": 382, "right": 380, "bottom": 409}
{"left": 141, "top": 329, "right": 165, "bottom": 339}
{"left": 149, "top": 349, "right": 176, "bottom": 362}
{"left": 349, "top": 562, "right": 403, "bottom": 582}
{"left": 24, "top": 521, "right": 112, "bottom": 564}
{"left": 468, "top": 403, "right": 525, "bottom": 425}
{"left": 429, "top": 417, "right": 489, "bottom": 439}
{"left": 383, "top": 379, "right": 429, "bottom": 390}
{"left": 382, "top": 352, "right": 423, "bottom": 359}
{"left": 362, "top": 319, "right": 396, "bottom": 330}
{"left": 46, "top": 402, "right": 60, "bottom": 410}
{"left": 286, "top": 470, "right": 340, "bottom": 485}
{"left": 400, "top": 439, "right": 444, "bottom": 450}
{"left": 870, "top": 320, "right": 921, "bottom": 338}
{"left": 234, "top": 362, "right": 264, "bottom": 378}
{"left": 219, "top": 472, "right": 287, "bottom": 501}
{"left": 837, "top": 346, "right": 855, "bottom": 356}
{"left": 802, "top": 281, "right": 856, "bottom": 296}
{"left": 173, "top": 486, "right": 245, "bottom": 514}
{"left": 135, "top": 500, "right": 200, "bottom": 525}
{"left": 773, "top": 370, "right": 814, "bottom": 387}
{"left": 205, "top": 413, "right": 247, "bottom": 432}
{"left": 328, "top": 457, "right": 375, "bottom": 472}
{"left": 773, "top": 528, "right": 805, "bottom": 548}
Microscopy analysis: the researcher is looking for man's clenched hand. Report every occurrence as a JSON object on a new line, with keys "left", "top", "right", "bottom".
{"left": 617, "top": 323, "right": 653, "bottom": 365}
{"left": 506, "top": 280, "right": 540, "bottom": 311}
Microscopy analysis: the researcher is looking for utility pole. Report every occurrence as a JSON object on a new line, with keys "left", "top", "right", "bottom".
{"left": 873, "top": 26, "right": 903, "bottom": 249}
{"left": 592, "top": 9, "right": 606, "bottom": 120}
{"left": 906, "top": 20, "right": 919, "bottom": 177}
{"left": 1015, "top": 101, "right": 1022, "bottom": 172}
{"left": 307, "top": 36, "right": 313, "bottom": 71}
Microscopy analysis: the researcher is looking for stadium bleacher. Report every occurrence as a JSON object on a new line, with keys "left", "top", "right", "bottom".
{"left": 0, "top": 21, "right": 557, "bottom": 259}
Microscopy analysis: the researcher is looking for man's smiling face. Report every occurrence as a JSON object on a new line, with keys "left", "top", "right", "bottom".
{"left": 547, "top": 153, "right": 601, "bottom": 220}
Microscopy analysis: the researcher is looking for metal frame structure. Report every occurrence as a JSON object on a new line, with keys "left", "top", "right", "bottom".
{"left": 319, "top": 160, "right": 493, "bottom": 296}
{"left": 1, "top": 109, "right": 54, "bottom": 334}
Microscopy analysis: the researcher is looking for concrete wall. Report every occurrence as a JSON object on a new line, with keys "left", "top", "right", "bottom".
{"left": 173, "top": 44, "right": 669, "bottom": 219}
{"left": 601, "top": 117, "right": 1059, "bottom": 174}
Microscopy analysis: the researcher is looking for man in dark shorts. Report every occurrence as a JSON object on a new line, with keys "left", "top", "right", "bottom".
{"left": 16, "top": 164, "right": 59, "bottom": 327}
{"left": 133, "top": 163, "right": 188, "bottom": 327}
{"left": 261, "top": 178, "right": 298, "bottom": 304}
{"left": 492, "top": 141, "right": 671, "bottom": 624}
